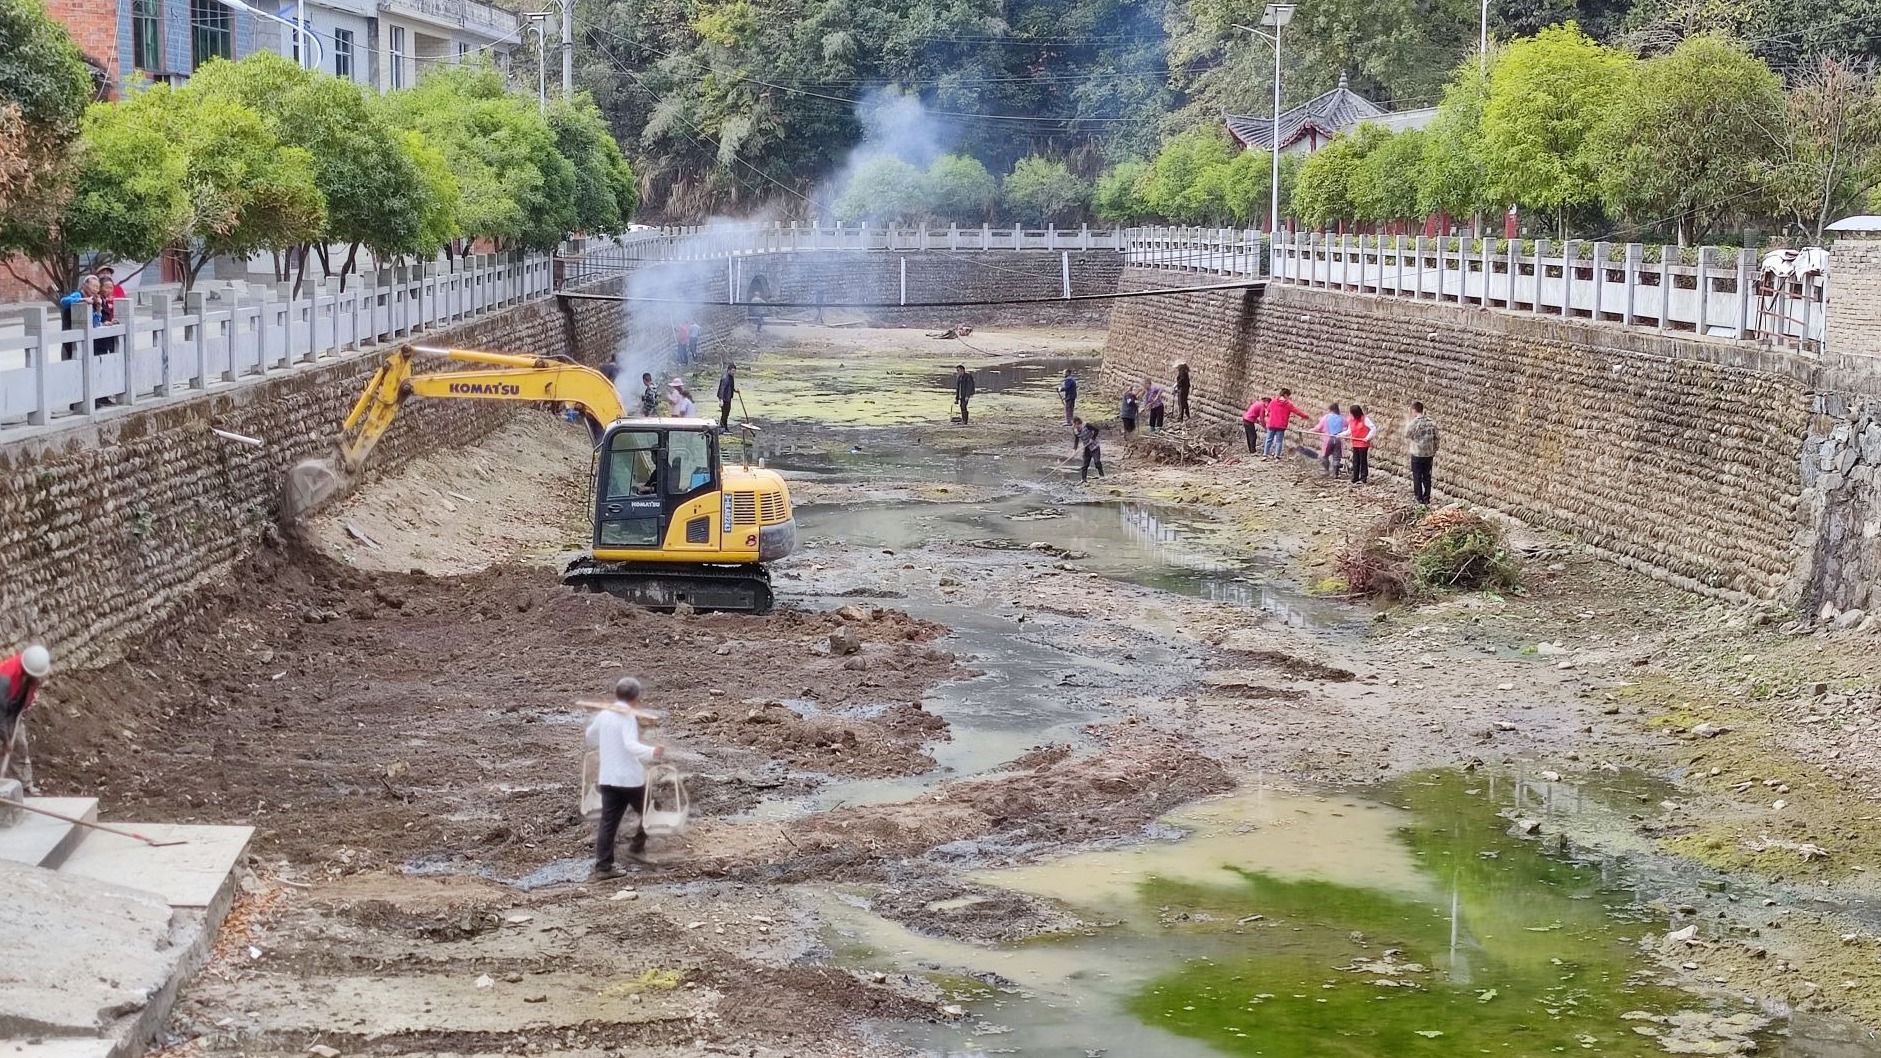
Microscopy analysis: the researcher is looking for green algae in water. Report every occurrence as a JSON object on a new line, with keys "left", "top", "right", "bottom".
{"left": 1127, "top": 771, "right": 1703, "bottom": 1057}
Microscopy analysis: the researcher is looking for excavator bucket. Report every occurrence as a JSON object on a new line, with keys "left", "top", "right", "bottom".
{"left": 282, "top": 454, "right": 351, "bottom": 521}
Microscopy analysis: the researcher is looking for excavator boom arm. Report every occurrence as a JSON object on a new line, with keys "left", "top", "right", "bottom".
{"left": 337, "top": 345, "right": 624, "bottom": 471}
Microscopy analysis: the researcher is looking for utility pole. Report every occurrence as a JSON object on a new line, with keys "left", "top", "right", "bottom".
{"left": 527, "top": 13, "right": 549, "bottom": 114}
{"left": 1236, "top": 5, "right": 1295, "bottom": 240}
{"left": 560, "top": 0, "right": 572, "bottom": 100}
{"left": 296, "top": 0, "right": 307, "bottom": 67}
{"left": 1265, "top": 4, "right": 1293, "bottom": 240}
{"left": 1479, "top": 0, "right": 1489, "bottom": 71}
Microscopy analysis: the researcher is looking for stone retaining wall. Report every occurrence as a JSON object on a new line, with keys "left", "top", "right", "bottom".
{"left": 0, "top": 279, "right": 630, "bottom": 665}
{"left": 728, "top": 249, "right": 1125, "bottom": 327}
{"left": 1103, "top": 267, "right": 1817, "bottom": 603}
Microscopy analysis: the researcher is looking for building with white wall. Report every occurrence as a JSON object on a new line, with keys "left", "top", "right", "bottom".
{"left": 371, "top": 0, "right": 521, "bottom": 91}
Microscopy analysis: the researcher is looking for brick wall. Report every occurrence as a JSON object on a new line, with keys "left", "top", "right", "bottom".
{"left": 0, "top": 279, "right": 629, "bottom": 665}
{"left": 45, "top": 0, "right": 118, "bottom": 91}
{"left": 1826, "top": 237, "right": 1881, "bottom": 362}
{"left": 1103, "top": 267, "right": 1818, "bottom": 603}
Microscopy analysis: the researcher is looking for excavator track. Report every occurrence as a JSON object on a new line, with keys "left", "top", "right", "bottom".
{"left": 564, "top": 559, "right": 774, "bottom": 614}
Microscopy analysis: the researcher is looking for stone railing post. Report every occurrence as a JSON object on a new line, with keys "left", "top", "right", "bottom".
{"left": 1531, "top": 238, "right": 1546, "bottom": 313}
{"left": 1561, "top": 240, "right": 1580, "bottom": 316}
{"left": 19, "top": 305, "right": 53, "bottom": 426}
{"left": 1658, "top": 246, "right": 1674, "bottom": 331}
{"left": 1592, "top": 241, "right": 1610, "bottom": 319}
{"left": 1623, "top": 243, "right": 1641, "bottom": 325}
{"left": 1735, "top": 249, "right": 1753, "bottom": 340}
{"left": 1696, "top": 246, "right": 1714, "bottom": 335}
{"left": 153, "top": 298, "right": 174, "bottom": 395}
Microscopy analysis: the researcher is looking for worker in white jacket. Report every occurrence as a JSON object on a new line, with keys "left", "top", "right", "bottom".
{"left": 586, "top": 676, "right": 664, "bottom": 878}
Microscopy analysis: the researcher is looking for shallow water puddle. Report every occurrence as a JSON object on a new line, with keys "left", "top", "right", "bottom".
{"left": 834, "top": 771, "right": 1854, "bottom": 1057}
{"left": 741, "top": 597, "right": 1169, "bottom": 821}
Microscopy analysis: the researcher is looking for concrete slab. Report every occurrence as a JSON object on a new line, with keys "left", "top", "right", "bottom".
{"left": 0, "top": 798, "right": 98, "bottom": 868}
{"left": 0, "top": 861, "right": 179, "bottom": 1039}
{"left": 56, "top": 824, "right": 253, "bottom": 908}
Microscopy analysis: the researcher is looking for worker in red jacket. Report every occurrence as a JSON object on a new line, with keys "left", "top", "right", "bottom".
{"left": 2, "top": 644, "right": 51, "bottom": 786}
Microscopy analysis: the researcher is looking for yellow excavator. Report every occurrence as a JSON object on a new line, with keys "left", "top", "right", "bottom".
{"left": 290, "top": 344, "right": 796, "bottom": 613}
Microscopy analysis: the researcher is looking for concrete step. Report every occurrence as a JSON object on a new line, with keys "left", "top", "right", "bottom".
{"left": 1, "top": 823, "right": 254, "bottom": 1058}
{"left": 0, "top": 797, "right": 98, "bottom": 869}
{"left": 56, "top": 823, "right": 253, "bottom": 909}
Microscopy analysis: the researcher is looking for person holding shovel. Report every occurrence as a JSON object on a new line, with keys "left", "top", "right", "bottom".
{"left": 1, "top": 644, "right": 49, "bottom": 786}
{"left": 587, "top": 676, "right": 664, "bottom": 879}
{"left": 953, "top": 365, "right": 975, "bottom": 425}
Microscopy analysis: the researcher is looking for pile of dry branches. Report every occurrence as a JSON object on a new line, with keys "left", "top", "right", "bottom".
{"left": 1337, "top": 505, "right": 1521, "bottom": 601}
{"left": 1125, "top": 422, "right": 1236, "bottom": 465}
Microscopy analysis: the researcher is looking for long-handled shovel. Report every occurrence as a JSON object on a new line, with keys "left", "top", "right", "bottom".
{"left": 10, "top": 799, "right": 189, "bottom": 847}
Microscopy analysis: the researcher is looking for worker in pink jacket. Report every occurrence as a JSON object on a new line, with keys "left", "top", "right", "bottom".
{"left": 1241, "top": 396, "right": 1267, "bottom": 454}
{"left": 1262, "top": 388, "right": 1310, "bottom": 460}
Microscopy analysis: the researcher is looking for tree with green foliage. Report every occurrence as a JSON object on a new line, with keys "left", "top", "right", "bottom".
{"left": 0, "top": 95, "right": 191, "bottom": 299}
{"left": 189, "top": 53, "right": 459, "bottom": 291}
{"left": 0, "top": 0, "right": 93, "bottom": 220}
{"left": 1002, "top": 155, "right": 1089, "bottom": 224}
{"left": 1587, "top": 34, "right": 1780, "bottom": 244}
{"left": 1291, "top": 123, "right": 1389, "bottom": 227}
{"left": 397, "top": 129, "right": 461, "bottom": 260}
{"left": 1417, "top": 54, "right": 1494, "bottom": 221}
{"left": 1140, "top": 126, "right": 1235, "bottom": 224}
{"left": 549, "top": 95, "right": 638, "bottom": 238}
{"left": 1350, "top": 127, "right": 1425, "bottom": 224}
{"left": 833, "top": 156, "right": 927, "bottom": 223}
{"left": 581, "top": 0, "right": 1171, "bottom": 217}
{"left": 1480, "top": 22, "right": 1632, "bottom": 234}
{"left": 382, "top": 65, "right": 574, "bottom": 254}
{"left": 1093, "top": 159, "right": 1150, "bottom": 223}
{"left": 923, "top": 153, "right": 998, "bottom": 223}
{"left": 1213, "top": 149, "right": 1268, "bottom": 226}
{"left": 1765, "top": 56, "right": 1881, "bottom": 242}
{"left": 156, "top": 83, "right": 328, "bottom": 288}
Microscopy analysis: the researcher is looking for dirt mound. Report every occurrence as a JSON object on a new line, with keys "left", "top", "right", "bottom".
{"left": 685, "top": 699, "right": 947, "bottom": 779}
{"left": 1206, "top": 647, "right": 1356, "bottom": 682}
{"left": 702, "top": 729, "right": 1234, "bottom": 883}
{"left": 31, "top": 537, "right": 964, "bottom": 873}
{"left": 870, "top": 881, "right": 1085, "bottom": 943}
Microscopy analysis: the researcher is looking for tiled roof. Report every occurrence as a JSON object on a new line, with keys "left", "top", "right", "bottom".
{"left": 1225, "top": 74, "right": 1405, "bottom": 149}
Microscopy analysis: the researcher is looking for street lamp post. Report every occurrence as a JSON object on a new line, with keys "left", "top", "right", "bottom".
{"left": 526, "top": 13, "right": 550, "bottom": 113}
{"left": 1235, "top": 4, "right": 1295, "bottom": 245}
{"left": 1479, "top": 0, "right": 1489, "bottom": 71}
{"left": 561, "top": 0, "right": 572, "bottom": 101}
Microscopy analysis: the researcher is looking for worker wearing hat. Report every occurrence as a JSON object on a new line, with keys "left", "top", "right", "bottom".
{"left": 2, "top": 644, "right": 50, "bottom": 786}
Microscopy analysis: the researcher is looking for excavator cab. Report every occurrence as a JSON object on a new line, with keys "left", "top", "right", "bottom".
{"left": 592, "top": 420, "right": 724, "bottom": 550}
{"left": 568, "top": 416, "right": 796, "bottom": 612}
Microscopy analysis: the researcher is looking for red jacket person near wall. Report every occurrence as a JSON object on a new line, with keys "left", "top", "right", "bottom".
{"left": 2, "top": 644, "right": 51, "bottom": 783}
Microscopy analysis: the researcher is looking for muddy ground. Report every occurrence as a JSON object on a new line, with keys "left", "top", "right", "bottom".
{"left": 31, "top": 319, "right": 1881, "bottom": 1057}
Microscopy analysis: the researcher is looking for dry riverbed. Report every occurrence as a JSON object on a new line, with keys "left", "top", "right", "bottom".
{"left": 32, "top": 320, "right": 1881, "bottom": 1057}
